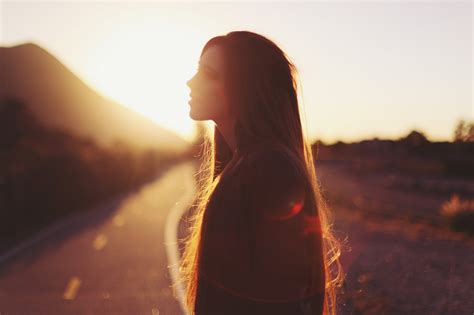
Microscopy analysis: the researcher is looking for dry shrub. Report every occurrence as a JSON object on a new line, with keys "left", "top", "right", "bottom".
{"left": 440, "top": 194, "right": 474, "bottom": 235}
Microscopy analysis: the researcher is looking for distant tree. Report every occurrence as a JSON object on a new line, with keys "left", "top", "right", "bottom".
{"left": 399, "top": 130, "right": 429, "bottom": 146}
{"left": 454, "top": 119, "right": 474, "bottom": 142}
{"left": 313, "top": 139, "right": 326, "bottom": 146}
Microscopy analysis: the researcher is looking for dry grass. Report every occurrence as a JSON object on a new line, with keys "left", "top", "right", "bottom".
{"left": 440, "top": 194, "right": 474, "bottom": 235}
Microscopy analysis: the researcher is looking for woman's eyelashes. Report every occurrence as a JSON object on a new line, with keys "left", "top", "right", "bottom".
{"left": 196, "top": 67, "right": 217, "bottom": 80}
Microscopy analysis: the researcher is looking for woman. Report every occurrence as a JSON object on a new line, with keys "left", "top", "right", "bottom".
{"left": 178, "top": 31, "right": 345, "bottom": 315}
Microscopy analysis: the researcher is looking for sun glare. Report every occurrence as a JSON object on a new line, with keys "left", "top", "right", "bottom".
{"left": 84, "top": 19, "right": 205, "bottom": 142}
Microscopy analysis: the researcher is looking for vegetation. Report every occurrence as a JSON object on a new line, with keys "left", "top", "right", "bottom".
{"left": 454, "top": 119, "right": 474, "bottom": 142}
{"left": 440, "top": 194, "right": 474, "bottom": 236}
{"left": 312, "top": 120, "right": 474, "bottom": 179}
{"left": 311, "top": 118, "right": 474, "bottom": 236}
{"left": 0, "top": 98, "right": 178, "bottom": 253}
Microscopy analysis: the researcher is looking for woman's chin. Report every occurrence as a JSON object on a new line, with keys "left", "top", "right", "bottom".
{"left": 189, "top": 108, "right": 204, "bottom": 121}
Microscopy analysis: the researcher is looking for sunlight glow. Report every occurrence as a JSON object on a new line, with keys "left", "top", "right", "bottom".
{"left": 84, "top": 19, "right": 205, "bottom": 142}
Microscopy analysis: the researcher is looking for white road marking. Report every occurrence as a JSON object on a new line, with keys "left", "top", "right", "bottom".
{"left": 63, "top": 276, "right": 81, "bottom": 300}
{"left": 93, "top": 233, "right": 107, "bottom": 251}
{"left": 164, "top": 161, "right": 197, "bottom": 315}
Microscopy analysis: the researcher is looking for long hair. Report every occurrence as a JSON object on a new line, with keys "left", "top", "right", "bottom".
{"left": 175, "top": 30, "right": 345, "bottom": 315}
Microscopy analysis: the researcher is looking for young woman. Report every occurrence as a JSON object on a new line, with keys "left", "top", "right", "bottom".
{"left": 178, "top": 30, "right": 345, "bottom": 315}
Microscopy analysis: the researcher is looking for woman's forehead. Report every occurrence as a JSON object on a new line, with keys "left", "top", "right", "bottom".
{"left": 200, "top": 46, "right": 225, "bottom": 74}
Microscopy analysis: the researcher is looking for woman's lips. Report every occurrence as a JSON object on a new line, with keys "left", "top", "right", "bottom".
{"left": 188, "top": 93, "right": 201, "bottom": 105}
{"left": 189, "top": 92, "right": 202, "bottom": 99}
{"left": 189, "top": 95, "right": 200, "bottom": 103}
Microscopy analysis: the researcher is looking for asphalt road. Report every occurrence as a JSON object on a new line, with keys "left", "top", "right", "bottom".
{"left": 0, "top": 161, "right": 196, "bottom": 315}
{"left": 3, "top": 158, "right": 468, "bottom": 315}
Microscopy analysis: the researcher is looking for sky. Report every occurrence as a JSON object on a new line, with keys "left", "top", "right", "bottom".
{"left": 1, "top": 0, "right": 472, "bottom": 144}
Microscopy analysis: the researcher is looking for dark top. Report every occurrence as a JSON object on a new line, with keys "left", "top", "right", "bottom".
{"left": 195, "top": 273, "right": 325, "bottom": 315}
{"left": 195, "top": 144, "right": 326, "bottom": 314}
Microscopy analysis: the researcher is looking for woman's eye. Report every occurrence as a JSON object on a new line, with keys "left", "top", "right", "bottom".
{"left": 197, "top": 69, "right": 213, "bottom": 79}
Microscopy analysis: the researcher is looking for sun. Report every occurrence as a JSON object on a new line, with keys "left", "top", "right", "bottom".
{"left": 84, "top": 19, "right": 207, "bottom": 143}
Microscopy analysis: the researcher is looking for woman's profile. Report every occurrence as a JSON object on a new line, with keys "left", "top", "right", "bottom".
{"left": 177, "top": 30, "right": 345, "bottom": 315}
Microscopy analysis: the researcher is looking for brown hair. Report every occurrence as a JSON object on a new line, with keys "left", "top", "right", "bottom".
{"left": 175, "top": 30, "right": 345, "bottom": 314}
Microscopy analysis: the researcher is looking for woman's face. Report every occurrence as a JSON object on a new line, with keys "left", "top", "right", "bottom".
{"left": 186, "top": 45, "right": 230, "bottom": 123}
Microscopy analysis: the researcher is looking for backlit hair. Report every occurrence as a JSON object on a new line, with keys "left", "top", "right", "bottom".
{"left": 175, "top": 30, "right": 346, "bottom": 315}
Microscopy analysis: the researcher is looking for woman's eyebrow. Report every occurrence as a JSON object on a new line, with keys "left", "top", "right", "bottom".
{"left": 198, "top": 62, "right": 219, "bottom": 74}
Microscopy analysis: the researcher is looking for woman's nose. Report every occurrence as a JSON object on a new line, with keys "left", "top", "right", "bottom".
{"left": 186, "top": 76, "right": 194, "bottom": 88}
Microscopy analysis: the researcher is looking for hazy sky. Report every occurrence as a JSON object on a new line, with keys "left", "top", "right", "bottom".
{"left": 1, "top": 0, "right": 472, "bottom": 144}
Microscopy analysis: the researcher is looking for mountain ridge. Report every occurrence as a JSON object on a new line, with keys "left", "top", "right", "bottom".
{"left": 0, "top": 41, "right": 190, "bottom": 153}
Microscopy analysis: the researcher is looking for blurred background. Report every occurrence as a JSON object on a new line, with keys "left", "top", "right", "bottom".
{"left": 0, "top": 1, "right": 473, "bottom": 314}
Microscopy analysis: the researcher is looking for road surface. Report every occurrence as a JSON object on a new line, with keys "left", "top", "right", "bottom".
{"left": 0, "top": 161, "right": 197, "bottom": 315}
